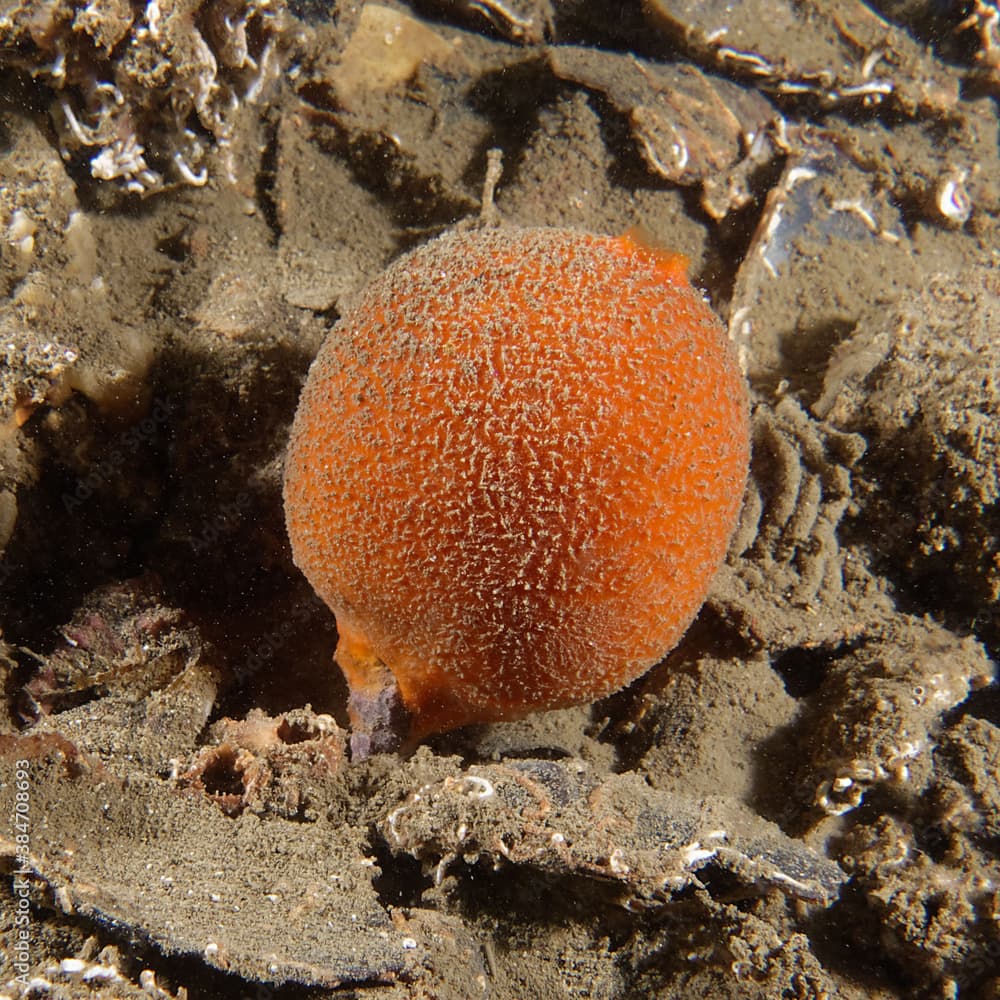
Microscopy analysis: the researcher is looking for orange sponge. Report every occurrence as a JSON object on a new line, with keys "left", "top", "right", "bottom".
{"left": 283, "top": 227, "right": 749, "bottom": 753}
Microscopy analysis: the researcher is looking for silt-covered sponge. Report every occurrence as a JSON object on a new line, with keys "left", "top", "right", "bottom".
{"left": 283, "top": 227, "right": 749, "bottom": 753}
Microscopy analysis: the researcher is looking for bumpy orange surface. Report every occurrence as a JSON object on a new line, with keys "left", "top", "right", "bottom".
{"left": 284, "top": 227, "right": 749, "bottom": 745}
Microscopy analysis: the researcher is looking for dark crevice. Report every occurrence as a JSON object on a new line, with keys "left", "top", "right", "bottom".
{"left": 255, "top": 114, "right": 282, "bottom": 243}
{"left": 368, "top": 832, "right": 432, "bottom": 910}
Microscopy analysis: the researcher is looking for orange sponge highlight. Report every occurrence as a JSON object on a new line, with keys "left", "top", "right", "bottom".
{"left": 283, "top": 227, "right": 749, "bottom": 746}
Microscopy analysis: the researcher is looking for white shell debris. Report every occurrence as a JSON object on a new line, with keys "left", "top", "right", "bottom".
{"left": 382, "top": 758, "right": 846, "bottom": 906}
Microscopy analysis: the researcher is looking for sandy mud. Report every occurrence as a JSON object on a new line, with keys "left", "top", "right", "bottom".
{"left": 0, "top": 2, "right": 998, "bottom": 998}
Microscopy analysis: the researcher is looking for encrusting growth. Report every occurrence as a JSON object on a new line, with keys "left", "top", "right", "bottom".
{"left": 283, "top": 227, "right": 750, "bottom": 756}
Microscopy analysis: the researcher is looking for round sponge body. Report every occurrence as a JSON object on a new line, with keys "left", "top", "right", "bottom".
{"left": 284, "top": 227, "right": 749, "bottom": 741}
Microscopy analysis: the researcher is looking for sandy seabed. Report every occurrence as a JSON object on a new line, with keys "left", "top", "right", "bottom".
{"left": 0, "top": 2, "right": 998, "bottom": 998}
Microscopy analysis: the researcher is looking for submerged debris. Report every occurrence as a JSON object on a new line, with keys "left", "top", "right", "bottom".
{"left": 0, "top": 729, "right": 415, "bottom": 990}
{"left": 548, "top": 46, "right": 779, "bottom": 219}
{"left": 645, "top": 0, "right": 959, "bottom": 115}
{"left": 0, "top": 0, "right": 287, "bottom": 195}
{"left": 381, "top": 758, "right": 846, "bottom": 906}
{"left": 728, "top": 136, "right": 910, "bottom": 387}
{"left": 804, "top": 619, "right": 994, "bottom": 817}
{"left": 816, "top": 266, "right": 1000, "bottom": 648}
{"left": 0, "top": 1, "right": 996, "bottom": 997}
{"left": 20, "top": 578, "right": 202, "bottom": 720}
{"left": 714, "top": 396, "right": 878, "bottom": 652}
{"left": 958, "top": 0, "right": 1000, "bottom": 93}
{"left": 428, "top": 0, "right": 555, "bottom": 43}
{"left": 179, "top": 706, "right": 346, "bottom": 818}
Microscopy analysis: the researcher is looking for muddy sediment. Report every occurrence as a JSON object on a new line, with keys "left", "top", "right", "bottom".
{"left": 0, "top": 2, "right": 998, "bottom": 998}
